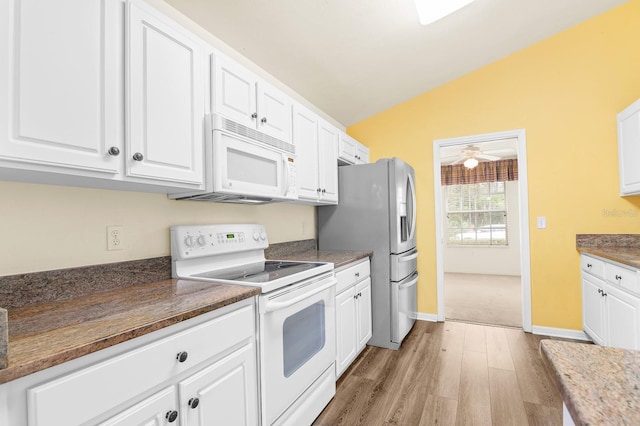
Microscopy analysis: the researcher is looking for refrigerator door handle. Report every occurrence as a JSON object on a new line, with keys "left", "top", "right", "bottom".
{"left": 407, "top": 172, "right": 417, "bottom": 241}
{"left": 398, "top": 274, "right": 419, "bottom": 290}
{"left": 398, "top": 252, "right": 418, "bottom": 262}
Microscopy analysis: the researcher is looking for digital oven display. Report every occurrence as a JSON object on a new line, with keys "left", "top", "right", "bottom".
{"left": 227, "top": 234, "right": 235, "bottom": 239}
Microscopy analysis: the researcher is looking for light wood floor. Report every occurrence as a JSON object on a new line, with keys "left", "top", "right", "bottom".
{"left": 445, "top": 273, "right": 522, "bottom": 328}
{"left": 314, "top": 321, "right": 563, "bottom": 426}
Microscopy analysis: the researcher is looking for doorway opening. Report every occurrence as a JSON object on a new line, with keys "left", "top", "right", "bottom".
{"left": 433, "top": 130, "right": 531, "bottom": 331}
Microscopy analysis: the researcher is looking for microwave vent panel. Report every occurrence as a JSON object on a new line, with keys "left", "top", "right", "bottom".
{"left": 219, "top": 116, "right": 295, "bottom": 154}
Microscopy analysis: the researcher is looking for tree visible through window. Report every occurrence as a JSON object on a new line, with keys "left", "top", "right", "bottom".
{"left": 446, "top": 182, "right": 507, "bottom": 246}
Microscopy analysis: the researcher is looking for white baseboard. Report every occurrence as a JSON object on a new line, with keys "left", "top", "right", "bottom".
{"left": 531, "top": 325, "right": 591, "bottom": 341}
{"left": 415, "top": 312, "right": 438, "bottom": 322}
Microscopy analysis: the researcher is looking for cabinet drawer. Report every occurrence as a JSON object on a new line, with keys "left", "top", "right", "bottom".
{"left": 605, "top": 263, "right": 640, "bottom": 295}
{"left": 336, "top": 259, "right": 370, "bottom": 294}
{"left": 581, "top": 255, "right": 605, "bottom": 279}
{"left": 28, "top": 304, "right": 254, "bottom": 426}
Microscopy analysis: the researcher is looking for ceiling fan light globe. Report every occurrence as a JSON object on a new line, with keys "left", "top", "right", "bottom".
{"left": 464, "top": 158, "right": 479, "bottom": 169}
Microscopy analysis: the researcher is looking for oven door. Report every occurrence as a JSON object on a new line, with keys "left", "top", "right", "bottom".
{"left": 258, "top": 273, "right": 336, "bottom": 425}
{"left": 212, "top": 130, "right": 297, "bottom": 200}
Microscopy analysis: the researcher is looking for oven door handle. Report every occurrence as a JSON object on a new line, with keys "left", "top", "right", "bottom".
{"left": 262, "top": 279, "right": 336, "bottom": 313}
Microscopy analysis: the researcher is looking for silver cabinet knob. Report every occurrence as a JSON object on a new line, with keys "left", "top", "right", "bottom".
{"left": 261, "top": 117, "right": 267, "bottom": 124}
{"left": 251, "top": 112, "right": 258, "bottom": 119}
{"left": 132, "top": 152, "right": 144, "bottom": 161}
{"left": 107, "top": 146, "right": 120, "bottom": 156}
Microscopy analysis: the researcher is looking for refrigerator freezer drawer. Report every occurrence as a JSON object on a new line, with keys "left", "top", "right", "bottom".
{"left": 390, "top": 248, "right": 418, "bottom": 282}
{"left": 391, "top": 272, "right": 418, "bottom": 344}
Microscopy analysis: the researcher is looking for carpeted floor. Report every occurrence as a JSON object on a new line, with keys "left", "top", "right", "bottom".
{"left": 444, "top": 272, "right": 522, "bottom": 328}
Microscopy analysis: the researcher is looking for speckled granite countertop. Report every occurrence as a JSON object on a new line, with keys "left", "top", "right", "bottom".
{"left": 267, "top": 249, "right": 372, "bottom": 269}
{"left": 577, "top": 234, "right": 640, "bottom": 269}
{"left": 0, "top": 279, "right": 258, "bottom": 384}
{"left": 0, "top": 239, "right": 371, "bottom": 385}
{"left": 540, "top": 339, "right": 640, "bottom": 425}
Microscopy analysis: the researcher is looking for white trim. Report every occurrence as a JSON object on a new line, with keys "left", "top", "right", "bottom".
{"left": 415, "top": 312, "right": 439, "bottom": 322}
{"left": 531, "top": 326, "right": 591, "bottom": 341}
{"left": 432, "top": 129, "right": 532, "bottom": 332}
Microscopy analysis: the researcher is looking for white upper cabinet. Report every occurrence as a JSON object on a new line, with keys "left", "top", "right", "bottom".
{"left": 213, "top": 54, "right": 292, "bottom": 143}
{"left": 318, "top": 119, "right": 339, "bottom": 203}
{"left": 0, "top": 0, "right": 123, "bottom": 174}
{"left": 338, "top": 132, "right": 369, "bottom": 165}
{"left": 618, "top": 98, "right": 640, "bottom": 196}
{"left": 292, "top": 104, "right": 338, "bottom": 204}
{"left": 0, "top": 0, "right": 207, "bottom": 191}
{"left": 126, "top": 0, "right": 205, "bottom": 186}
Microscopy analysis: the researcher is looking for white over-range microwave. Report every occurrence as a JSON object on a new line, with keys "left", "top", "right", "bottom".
{"left": 169, "top": 113, "right": 298, "bottom": 203}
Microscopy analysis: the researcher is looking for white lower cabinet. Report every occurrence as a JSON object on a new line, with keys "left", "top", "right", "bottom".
{"left": 335, "top": 258, "right": 372, "bottom": 379}
{"left": 178, "top": 342, "right": 257, "bottom": 425}
{"left": 0, "top": 298, "right": 258, "bottom": 426}
{"left": 581, "top": 254, "right": 640, "bottom": 349}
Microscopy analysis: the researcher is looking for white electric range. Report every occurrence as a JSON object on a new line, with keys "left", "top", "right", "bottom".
{"left": 171, "top": 224, "right": 336, "bottom": 426}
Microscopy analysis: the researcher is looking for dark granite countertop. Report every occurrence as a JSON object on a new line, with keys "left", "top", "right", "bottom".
{"left": 0, "top": 279, "right": 258, "bottom": 384}
{"left": 577, "top": 246, "right": 640, "bottom": 269}
{"left": 540, "top": 340, "right": 640, "bottom": 425}
{"left": 577, "top": 234, "right": 640, "bottom": 269}
{"left": 0, "top": 240, "right": 371, "bottom": 385}
{"left": 268, "top": 249, "right": 372, "bottom": 269}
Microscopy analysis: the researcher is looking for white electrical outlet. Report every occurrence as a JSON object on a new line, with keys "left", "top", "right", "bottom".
{"left": 107, "top": 226, "right": 124, "bottom": 250}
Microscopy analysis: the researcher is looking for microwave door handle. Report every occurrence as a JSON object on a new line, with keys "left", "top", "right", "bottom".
{"left": 262, "top": 279, "right": 336, "bottom": 313}
{"left": 398, "top": 251, "right": 419, "bottom": 262}
{"left": 408, "top": 173, "right": 417, "bottom": 240}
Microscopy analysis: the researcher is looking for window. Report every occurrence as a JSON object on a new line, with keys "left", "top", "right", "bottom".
{"left": 446, "top": 182, "right": 507, "bottom": 246}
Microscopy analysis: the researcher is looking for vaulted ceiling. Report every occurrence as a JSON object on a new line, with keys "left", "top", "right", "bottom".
{"left": 166, "top": 0, "right": 629, "bottom": 126}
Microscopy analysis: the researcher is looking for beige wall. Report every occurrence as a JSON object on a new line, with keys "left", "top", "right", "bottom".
{"left": 0, "top": 181, "right": 315, "bottom": 275}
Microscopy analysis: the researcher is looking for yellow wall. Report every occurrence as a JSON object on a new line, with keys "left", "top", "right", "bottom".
{"left": 348, "top": 0, "right": 640, "bottom": 330}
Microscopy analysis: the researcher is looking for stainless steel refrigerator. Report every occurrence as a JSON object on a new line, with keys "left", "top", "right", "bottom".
{"left": 318, "top": 157, "right": 418, "bottom": 350}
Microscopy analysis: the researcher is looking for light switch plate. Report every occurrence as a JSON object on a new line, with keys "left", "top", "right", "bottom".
{"left": 537, "top": 217, "right": 546, "bottom": 229}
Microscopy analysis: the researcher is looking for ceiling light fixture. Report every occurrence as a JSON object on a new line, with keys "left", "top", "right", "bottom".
{"left": 413, "top": 0, "right": 476, "bottom": 25}
{"left": 463, "top": 157, "right": 479, "bottom": 169}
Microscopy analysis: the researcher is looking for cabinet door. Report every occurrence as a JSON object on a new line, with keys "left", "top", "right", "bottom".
{"left": 606, "top": 285, "right": 640, "bottom": 350}
{"left": 0, "top": 0, "right": 122, "bottom": 174}
{"left": 126, "top": 0, "right": 204, "bottom": 186}
{"left": 213, "top": 54, "right": 257, "bottom": 129}
{"left": 179, "top": 342, "right": 258, "bottom": 426}
{"left": 318, "top": 120, "right": 339, "bottom": 204}
{"left": 335, "top": 287, "right": 357, "bottom": 378}
{"left": 617, "top": 99, "right": 640, "bottom": 196}
{"left": 292, "top": 104, "right": 320, "bottom": 201}
{"left": 338, "top": 133, "right": 357, "bottom": 164}
{"left": 356, "top": 277, "right": 372, "bottom": 350}
{"left": 356, "top": 143, "right": 370, "bottom": 164}
{"left": 257, "top": 80, "right": 292, "bottom": 143}
{"left": 582, "top": 274, "right": 605, "bottom": 345}
{"left": 99, "top": 387, "right": 177, "bottom": 426}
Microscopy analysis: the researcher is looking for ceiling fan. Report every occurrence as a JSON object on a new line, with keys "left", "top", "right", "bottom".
{"left": 451, "top": 145, "right": 501, "bottom": 168}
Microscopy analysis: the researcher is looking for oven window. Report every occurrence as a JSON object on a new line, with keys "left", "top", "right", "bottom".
{"left": 282, "top": 301, "right": 326, "bottom": 378}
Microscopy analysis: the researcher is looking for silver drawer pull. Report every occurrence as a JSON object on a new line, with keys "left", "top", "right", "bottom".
{"left": 615, "top": 275, "right": 622, "bottom": 281}
{"left": 587, "top": 263, "right": 592, "bottom": 268}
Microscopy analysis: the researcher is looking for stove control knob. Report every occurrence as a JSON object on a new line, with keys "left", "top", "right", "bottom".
{"left": 253, "top": 232, "right": 260, "bottom": 241}
{"left": 196, "top": 235, "right": 206, "bottom": 247}
{"left": 260, "top": 232, "right": 267, "bottom": 241}
{"left": 184, "top": 236, "right": 195, "bottom": 248}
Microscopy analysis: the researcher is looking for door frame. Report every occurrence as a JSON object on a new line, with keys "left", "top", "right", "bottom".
{"left": 432, "top": 129, "right": 532, "bottom": 332}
